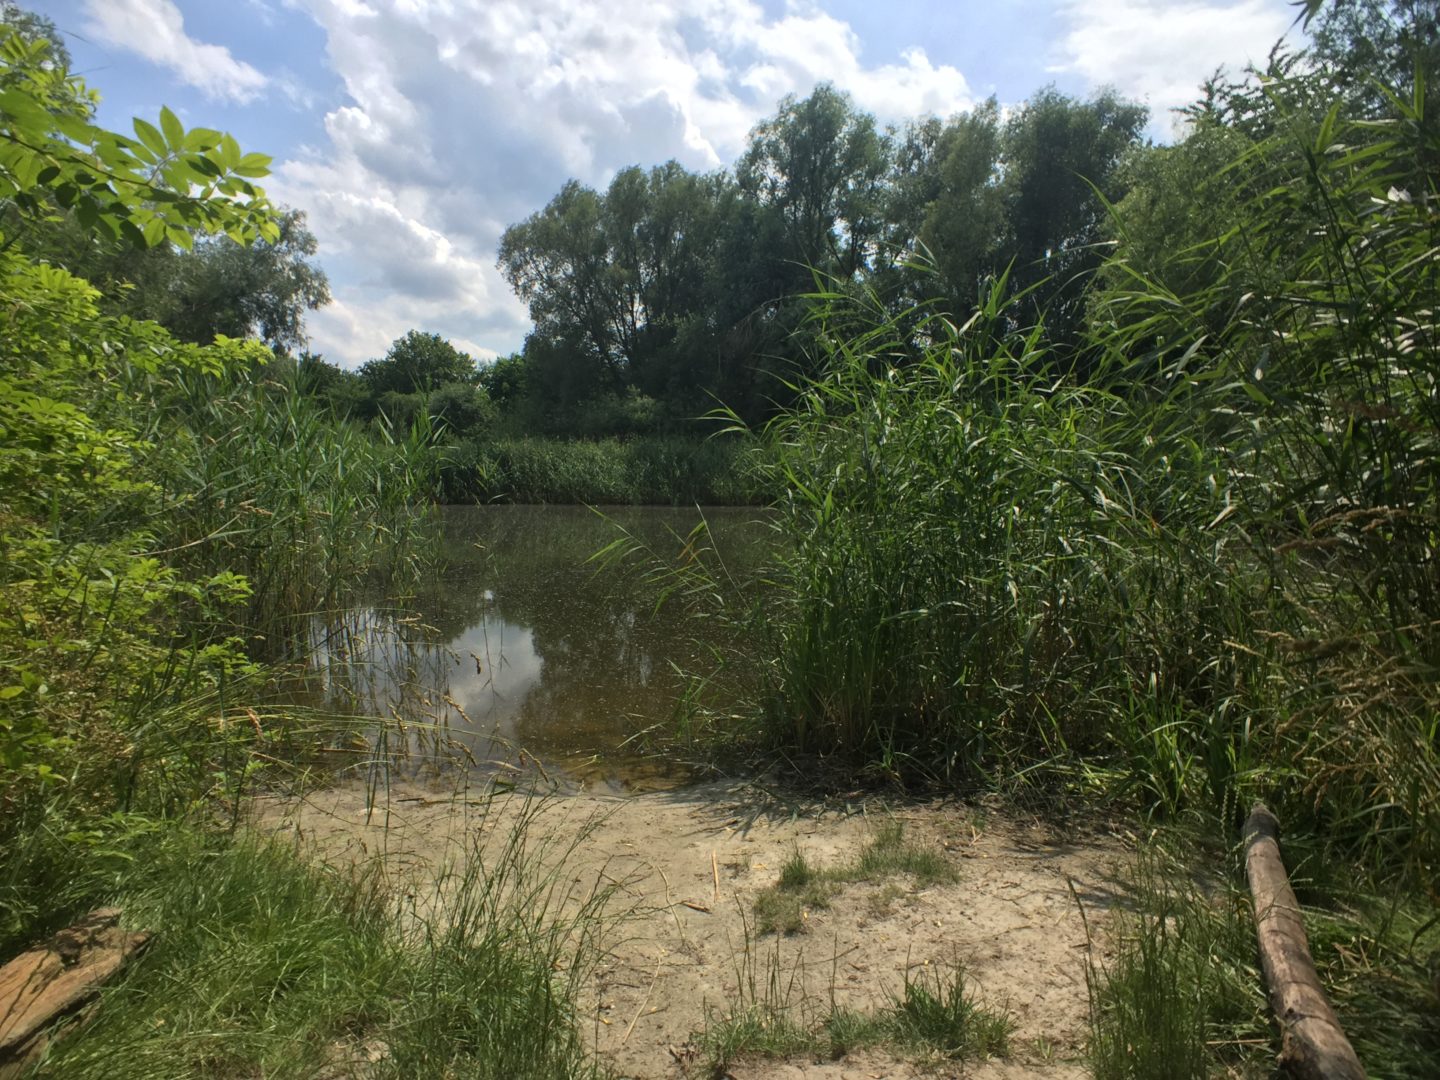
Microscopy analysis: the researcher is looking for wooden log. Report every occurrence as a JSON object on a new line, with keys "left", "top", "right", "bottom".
{"left": 0, "top": 908, "right": 152, "bottom": 1077}
{"left": 1243, "top": 804, "right": 1365, "bottom": 1080}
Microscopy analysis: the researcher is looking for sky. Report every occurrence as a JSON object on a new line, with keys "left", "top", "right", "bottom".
{"left": 32, "top": 0, "right": 1304, "bottom": 368}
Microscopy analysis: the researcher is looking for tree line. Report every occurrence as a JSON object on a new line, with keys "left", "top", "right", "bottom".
{"left": 489, "top": 84, "right": 1147, "bottom": 434}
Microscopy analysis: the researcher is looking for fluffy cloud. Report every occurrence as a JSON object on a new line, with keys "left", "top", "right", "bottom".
{"left": 81, "top": 0, "right": 267, "bottom": 103}
{"left": 1051, "top": 0, "right": 1296, "bottom": 134}
{"left": 273, "top": 0, "right": 978, "bottom": 365}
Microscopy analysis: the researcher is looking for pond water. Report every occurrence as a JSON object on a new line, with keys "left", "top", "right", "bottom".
{"left": 288, "top": 505, "right": 771, "bottom": 791}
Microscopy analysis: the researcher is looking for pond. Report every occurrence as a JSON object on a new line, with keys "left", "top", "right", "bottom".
{"left": 286, "top": 505, "right": 771, "bottom": 791}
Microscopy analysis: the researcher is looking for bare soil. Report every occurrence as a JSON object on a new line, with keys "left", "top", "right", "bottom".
{"left": 250, "top": 777, "right": 1128, "bottom": 1079}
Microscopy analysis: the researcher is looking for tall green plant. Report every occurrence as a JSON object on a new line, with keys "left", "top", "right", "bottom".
{"left": 1095, "top": 64, "right": 1440, "bottom": 876}
{"left": 725, "top": 274, "right": 1245, "bottom": 791}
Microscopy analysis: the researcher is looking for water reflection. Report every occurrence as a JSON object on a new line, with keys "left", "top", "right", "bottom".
{"left": 289, "top": 505, "right": 768, "bottom": 790}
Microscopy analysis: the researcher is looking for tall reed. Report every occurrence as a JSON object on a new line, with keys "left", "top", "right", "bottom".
{"left": 724, "top": 275, "right": 1244, "bottom": 798}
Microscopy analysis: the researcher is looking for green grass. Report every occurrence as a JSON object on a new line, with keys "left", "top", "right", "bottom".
{"left": 752, "top": 821, "right": 956, "bottom": 934}
{"left": 438, "top": 434, "right": 766, "bottom": 505}
{"left": 882, "top": 963, "right": 1013, "bottom": 1059}
{"left": 753, "top": 849, "right": 834, "bottom": 934}
{"left": 20, "top": 796, "right": 609, "bottom": 1080}
{"left": 1088, "top": 838, "right": 1440, "bottom": 1080}
{"left": 1086, "top": 849, "right": 1262, "bottom": 1080}
{"left": 700, "top": 942, "right": 1010, "bottom": 1076}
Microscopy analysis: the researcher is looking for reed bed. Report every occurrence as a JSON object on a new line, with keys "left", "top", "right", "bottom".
{"left": 439, "top": 434, "right": 764, "bottom": 505}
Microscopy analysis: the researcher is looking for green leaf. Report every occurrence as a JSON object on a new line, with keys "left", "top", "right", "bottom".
{"left": 118, "top": 218, "right": 146, "bottom": 248}
{"left": 159, "top": 105, "right": 184, "bottom": 149}
{"left": 189, "top": 153, "right": 223, "bottom": 178}
{"left": 218, "top": 133, "right": 241, "bottom": 171}
{"left": 141, "top": 215, "right": 167, "bottom": 247}
{"left": 165, "top": 224, "right": 194, "bottom": 250}
{"left": 132, "top": 117, "right": 167, "bottom": 157}
{"left": 183, "top": 126, "right": 223, "bottom": 151}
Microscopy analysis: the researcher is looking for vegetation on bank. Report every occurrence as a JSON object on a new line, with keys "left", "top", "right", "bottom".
{"left": 675, "top": 0, "right": 1440, "bottom": 880}
{"left": 648, "top": 7, "right": 1440, "bottom": 1074}
{"left": 0, "top": 17, "right": 599, "bottom": 1078}
{"left": 752, "top": 821, "right": 956, "bottom": 935}
{"left": 6, "top": 2, "right": 1440, "bottom": 1078}
{"left": 701, "top": 956, "right": 1012, "bottom": 1077}
{"left": 9, "top": 808, "right": 606, "bottom": 1080}
{"left": 437, "top": 434, "right": 763, "bottom": 505}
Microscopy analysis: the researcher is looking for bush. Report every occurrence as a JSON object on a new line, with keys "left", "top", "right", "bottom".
{"left": 437, "top": 435, "right": 765, "bottom": 505}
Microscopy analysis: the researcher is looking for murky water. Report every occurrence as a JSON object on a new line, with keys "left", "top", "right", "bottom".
{"left": 288, "top": 505, "right": 770, "bottom": 790}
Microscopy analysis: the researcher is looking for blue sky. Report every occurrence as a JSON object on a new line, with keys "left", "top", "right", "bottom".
{"left": 32, "top": 0, "right": 1303, "bottom": 367}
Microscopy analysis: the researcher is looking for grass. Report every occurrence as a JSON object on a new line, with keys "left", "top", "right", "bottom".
{"left": 1087, "top": 837, "right": 1440, "bottom": 1080}
{"left": 1086, "top": 847, "right": 1264, "bottom": 1080}
{"left": 699, "top": 928, "right": 1010, "bottom": 1076}
{"left": 752, "top": 821, "right": 956, "bottom": 934}
{"left": 701, "top": 821, "right": 992, "bottom": 1074}
{"left": 21, "top": 793, "right": 611, "bottom": 1080}
{"left": 438, "top": 434, "right": 767, "bottom": 505}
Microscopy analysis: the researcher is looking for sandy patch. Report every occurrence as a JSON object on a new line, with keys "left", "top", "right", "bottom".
{"left": 250, "top": 778, "right": 1127, "bottom": 1079}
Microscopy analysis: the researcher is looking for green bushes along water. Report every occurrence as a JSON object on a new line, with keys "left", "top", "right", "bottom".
{"left": 437, "top": 434, "right": 763, "bottom": 504}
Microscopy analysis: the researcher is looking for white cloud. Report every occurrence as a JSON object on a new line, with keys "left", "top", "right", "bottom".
{"left": 274, "top": 0, "right": 979, "bottom": 365}
{"left": 1051, "top": 0, "right": 1295, "bottom": 135}
{"left": 81, "top": 0, "right": 268, "bottom": 103}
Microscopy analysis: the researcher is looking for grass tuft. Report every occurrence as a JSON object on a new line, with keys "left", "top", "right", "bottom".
{"left": 752, "top": 821, "right": 955, "bottom": 934}
{"left": 887, "top": 962, "right": 1013, "bottom": 1059}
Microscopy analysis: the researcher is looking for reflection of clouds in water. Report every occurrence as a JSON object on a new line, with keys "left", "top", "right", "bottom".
{"left": 444, "top": 615, "right": 544, "bottom": 743}
{"left": 292, "top": 506, "right": 768, "bottom": 782}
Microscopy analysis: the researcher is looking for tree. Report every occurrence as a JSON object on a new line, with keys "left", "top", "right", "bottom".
{"left": 498, "top": 179, "right": 618, "bottom": 389}
{"left": 49, "top": 207, "right": 331, "bottom": 352}
{"left": 427, "top": 381, "right": 495, "bottom": 438}
{"left": 998, "top": 87, "right": 1148, "bottom": 347}
{"left": 478, "top": 353, "right": 529, "bottom": 411}
{"left": 0, "top": 18, "right": 282, "bottom": 808}
{"left": 900, "top": 100, "right": 1006, "bottom": 315}
{"left": 361, "top": 330, "right": 476, "bottom": 396}
{"left": 499, "top": 162, "right": 758, "bottom": 429}
{"left": 737, "top": 84, "right": 891, "bottom": 279}
{"left": 1310, "top": 0, "right": 1440, "bottom": 116}
{"left": 0, "top": 2, "right": 68, "bottom": 73}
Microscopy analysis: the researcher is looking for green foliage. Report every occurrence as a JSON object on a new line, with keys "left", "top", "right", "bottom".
{"left": 724, "top": 277, "right": 1185, "bottom": 782}
{"left": 428, "top": 380, "right": 497, "bottom": 438}
{"left": 1091, "top": 837, "right": 1440, "bottom": 1080}
{"left": 361, "top": 329, "right": 477, "bottom": 396}
{"left": 1087, "top": 849, "right": 1265, "bottom": 1080}
{"left": 884, "top": 963, "right": 1013, "bottom": 1060}
{"left": 119, "top": 207, "right": 329, "bottom": 352}
{"left": 439, "top": 434, "right": 763, "bottom": 505}
{"left": 0, "top": 27, "right": 276, "bottom": 248}
{"left": 1093, "top": 53, "right": 1440, "bottom": 874}
{"left": 478, "top": 351, "right": 529, "bottom": 408}
{"left": 495, "top": 82, "right": 1148, "bottom": 436}
{"left": 738, "top": 83, "right": 891, "bottom": 277}
{"left": 13, "top": 802, "right": 608, "bottom": 1080}
{"left": 676, "top": 49, "right": 1440, "bottom": 905}
{"left": 752, "top": 822, "right": 956, "bottom": 934}
{"left": 0, "top": 26, "right": 434, "bottom": 955}
{"left": 699, "top": 941, "right": 1010, "bottom": 1074}
{"left": 1309, "top": 0, "right": 1440, "bottom": 117}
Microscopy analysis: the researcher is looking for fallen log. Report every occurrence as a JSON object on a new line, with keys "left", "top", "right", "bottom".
{"left": 1243, "top": 804, "right": 1365, "bottom": 1080}
{"left": 0, "top": 908, "right": 152, "bottom": 1077}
